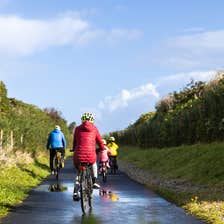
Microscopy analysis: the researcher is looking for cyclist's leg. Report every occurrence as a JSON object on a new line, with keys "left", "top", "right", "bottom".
{"left": 73, "top": 169, "right": 80, "bottom": 201}
{"left": 106, "top": 160, "right": 110, "bottom": 168}
{"left": 50, "top": 148, "right": 56, "bottom": 173}
{"left": 92, "top": 162, "right": 100, "bottom": 189}
{"left": 114, "top": 156, "right": 118, "bottom": 170}
{"left": 108, "top": 156, "right": 112, "bottom": 166}
{"left": 99, "top": 162, "right": 102, "bottom": 173}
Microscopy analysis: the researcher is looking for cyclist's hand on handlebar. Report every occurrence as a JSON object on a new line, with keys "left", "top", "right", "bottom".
{"left": 70, "top": 148, "right": 75, "bottom": 152}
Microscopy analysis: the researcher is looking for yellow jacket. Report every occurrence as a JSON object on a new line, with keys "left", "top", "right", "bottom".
{"left": 107, "top": 142, "right": 119, "bottom": 156}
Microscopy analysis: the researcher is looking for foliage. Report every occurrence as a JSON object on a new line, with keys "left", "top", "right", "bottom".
{"left": 113, "top": 72, "right": 224, "bottom": 148}
{"left": 0, "top": 81, "right": 73, "bottom": 153}
{"left": 68, "top": 121, "right": 76, "bottom": 135}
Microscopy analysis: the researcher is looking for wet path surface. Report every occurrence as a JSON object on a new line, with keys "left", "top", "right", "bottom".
{"left": 1, "top": 158, "right": 205, "bottom": 224}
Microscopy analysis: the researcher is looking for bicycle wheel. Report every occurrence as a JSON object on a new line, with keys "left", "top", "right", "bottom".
{"left": 80, "top": 170, "right": 88, "bottom": 214}
{"left": 102, "top": 164, "right": 107, "bottom": 182}
{"left": 56, "top": 165, "right": 60, "bottom": 182}
{"left": 87, "top": 171, "right": 93, "bottom": 209}
{"left": 110, "top": 158, "right": 117, "bottom": 174}
{"left": 102, "top": 170, "right": 107, "bottom": 182}
{"left": 110, "top": 160, "right": 115, "bottom": 174}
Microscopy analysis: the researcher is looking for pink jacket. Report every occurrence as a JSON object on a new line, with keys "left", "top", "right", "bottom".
{"left": 99, "top": 147, "right": 111, "bottom": 162}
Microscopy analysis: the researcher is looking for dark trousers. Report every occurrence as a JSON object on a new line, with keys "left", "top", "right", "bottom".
{"left": 109, "top": 156, "right": 118, "bottom": 170}
{"left": 50, "top": 148, "right": 65, "bottom": 171}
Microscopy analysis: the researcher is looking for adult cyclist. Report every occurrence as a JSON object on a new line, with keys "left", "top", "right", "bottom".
{"left": 72, "top": 112, "right": 106, "bottom": 201}
{"left": 46, "top": 125, "right": 66, "bottom": 174}
{"left": 107, "top": 136, "right": 119, "bottom": 172}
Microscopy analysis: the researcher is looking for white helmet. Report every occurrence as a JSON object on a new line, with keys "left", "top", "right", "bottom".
{"left": 55, "top": 125, "right": 61, "bottom": 130}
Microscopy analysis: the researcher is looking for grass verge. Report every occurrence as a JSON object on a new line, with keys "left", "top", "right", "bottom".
{"left": 0, "top": 153, "right": 49, "bottom": 218}
{"left": 119, "top": 142, "right": 224, "bottom": 224}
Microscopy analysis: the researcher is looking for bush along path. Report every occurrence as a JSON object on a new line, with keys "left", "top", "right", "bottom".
{"left": 118, "top": 143, "right": 224, "bottom": 224}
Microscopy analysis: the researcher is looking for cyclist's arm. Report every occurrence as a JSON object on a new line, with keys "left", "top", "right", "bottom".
{"left": 95, "top": 129, "right": 106, "bottom": 151}
{"left": 62, "top": 132, "right": 66, "bottom": 149}
{"left": 72, "top": 127, "right": 78, "bottom": 150}
{"left": 46, "top": 133, "right": 51, "bottom": 149}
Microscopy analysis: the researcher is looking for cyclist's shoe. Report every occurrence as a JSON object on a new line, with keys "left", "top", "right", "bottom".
{"left": 51, "top": 170, "right": 54, "bottom": 175}
{"left": 73, "top": 192, "right": 80, "bottom": 201}
{"left": 92, "top": 177, "right": 100, "bottom": 189}
{"left": 93, "top": 182, "right": 100, "bottom": 189}
{"left": 93, "top": 183, "right": 100, "bottom": 189}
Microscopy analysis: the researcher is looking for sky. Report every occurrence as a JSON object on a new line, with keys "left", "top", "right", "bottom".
{"left": 0, "top": 0, "right": 224, "bottom": 134}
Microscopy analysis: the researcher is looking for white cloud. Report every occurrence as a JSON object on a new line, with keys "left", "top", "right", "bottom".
{"left": 158, "top": 29, "right": 224, "bottom": 69}
{"left": 98, "top": 83, "right": 159, "bottom": 111}
{"left": 173, "top": 30, "right": 224, "bottom": 51}
{"left": 98, "top": 70, "right": 215, "bottom": 113}
{"left": 0, "top": 14, "right": 88, "bottom": 55}
{"left": 157, "top": 70, "right": 216, "bottom": 85}
{"left": 0, "top": 13, "right": 142, "bottom": 56}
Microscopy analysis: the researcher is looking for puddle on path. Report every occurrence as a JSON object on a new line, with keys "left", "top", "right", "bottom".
{"left": 35, "top": 184, "right": 68, "bottom": 192}
{"left": 48, "top": 184, "right": 68, "bottom": 192}
{"left": 99, "top": 188, "right": 119, "bottom": 201}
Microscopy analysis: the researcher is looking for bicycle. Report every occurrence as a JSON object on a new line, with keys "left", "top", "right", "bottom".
{"left": 53, "top": 150, "right": 63, "bottom": 181}
{"left": 109, "top": 156, "right": 117, "bottom": 174}
{"left": 78, "top": 162, "right": 93, "bottom": 214}
{"left": 99, "top": 162, "right": 108, "bottom": 183}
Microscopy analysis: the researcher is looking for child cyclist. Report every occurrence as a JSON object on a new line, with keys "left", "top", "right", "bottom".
{"left": 107, "top": 136, "right": 119, "bottom": 171}
{"left": 98, "top": 139, "right": 111, "bottom": 173}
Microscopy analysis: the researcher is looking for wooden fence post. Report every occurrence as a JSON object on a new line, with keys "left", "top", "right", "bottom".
{"left": 0, "top": 129, "right": 3, "bottom": 152}
{"left": 20, "top": 134, "right": 23, "bottom": 145}
{"left": 10, "top": 130, "right": 14, "bottom": 151}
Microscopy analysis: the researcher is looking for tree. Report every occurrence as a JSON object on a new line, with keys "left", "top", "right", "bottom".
{"left": 68, "top": 121, "right": 76, "bottom": 134}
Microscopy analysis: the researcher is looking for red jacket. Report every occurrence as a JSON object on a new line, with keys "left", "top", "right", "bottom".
{"left": 73, "top": 121, "right": 105, "bottom": 165}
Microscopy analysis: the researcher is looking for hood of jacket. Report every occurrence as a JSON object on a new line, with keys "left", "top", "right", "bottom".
{"left": 79, "top": 121, "right": 95, "bottom": 132}
{"left": 53, "top": 128, "right": 61, "bottom": 133}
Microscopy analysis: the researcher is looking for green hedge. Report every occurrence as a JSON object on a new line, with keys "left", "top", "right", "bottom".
{"left": 0, "top": 81, "right": 72, "bottom": 154}
{"left": 111, "top": 75, "right": 224, "bottom": 148}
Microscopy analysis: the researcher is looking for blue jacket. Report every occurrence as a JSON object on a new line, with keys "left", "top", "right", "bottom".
{"left": 46, "top": 129, "right": 66, "bottom": 149}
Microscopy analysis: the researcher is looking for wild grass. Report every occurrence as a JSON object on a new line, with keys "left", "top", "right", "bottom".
{"left": 0, "top": 152, "right": 49, "bottom": 217}
{"left": 119, "top": 142, "right": 224, "bottom": 224}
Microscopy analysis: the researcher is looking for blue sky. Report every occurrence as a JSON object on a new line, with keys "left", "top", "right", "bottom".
{"left": 0, "top": 0, "right": 223, "bottom": 134}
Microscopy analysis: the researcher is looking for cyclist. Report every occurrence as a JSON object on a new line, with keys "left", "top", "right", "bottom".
{"left": 46, "top": 125, "right": 66, "bottom": 174}
{"left": 72, "top": 113, "right": 106, "bottom": 201}
{"left": 107, "top": 136, "right": 119, "bottom": 171}
{"left": 99, "top": 139, "right": 111, "bottom": 174}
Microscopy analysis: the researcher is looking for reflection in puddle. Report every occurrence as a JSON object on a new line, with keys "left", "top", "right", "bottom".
{"left": 99, "top": 189, "right": 119, "bottom": 201}
{"left": 48, "top": 184, "right": 68, "bottom": 192}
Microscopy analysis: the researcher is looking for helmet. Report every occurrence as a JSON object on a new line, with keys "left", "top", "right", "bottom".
{"left": 55, "top": 125, "right": 61, "bottom": 130}
{"left": 102, "top": 139, "right": 107, "bottom": 145}
{"left": 81, "top": 113, "right": 95, "bottom": 123}
{"left": 109, "top": 136, "right": 115, "bottom": 142}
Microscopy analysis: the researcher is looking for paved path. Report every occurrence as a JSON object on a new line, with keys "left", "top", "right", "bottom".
{"left": 1, "top": 158, "right": 205, "bottom": 224}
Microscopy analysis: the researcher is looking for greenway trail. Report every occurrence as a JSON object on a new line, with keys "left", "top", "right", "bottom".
{"left": 1, "top": 158, "right": 205, "bottom": 224}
